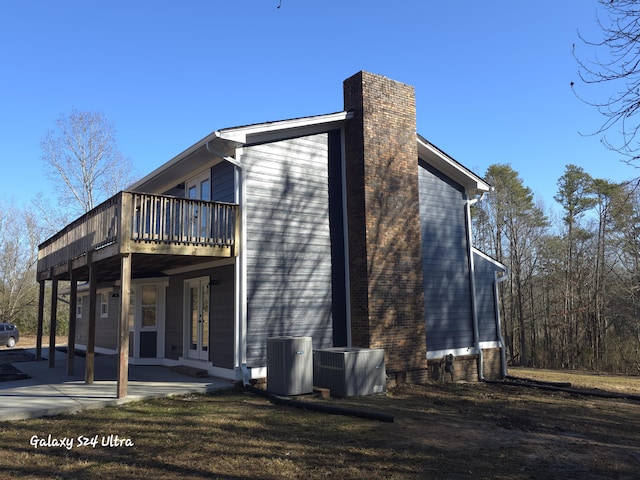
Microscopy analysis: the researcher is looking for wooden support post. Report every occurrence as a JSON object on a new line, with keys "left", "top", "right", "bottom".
{"left": 85, "top": 260, "right": 97, "bottom": 384}
{"left": 49, "top": 278, "right": 58, "bottom": 368}
{"left": 36, "top": 280, "right": 45, "bottom": 361}
{"left": 67, "top": 266, "right": 77, "bottom": 376}
{"left": 117, "top": 254, "right": 131, "bottom": 399}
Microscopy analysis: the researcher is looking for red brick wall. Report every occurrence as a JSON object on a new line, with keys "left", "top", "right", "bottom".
{"left": 426, "top": 349, "right": 505, "bottom": 382}
{"left": 482, "top": 348, "right": 504, "bottom": 380}
{"left": 427, "top": 355, "right": 479, "bottom": 382}
{"left": 343, "top": 71, "right": 427, "bottom": 376}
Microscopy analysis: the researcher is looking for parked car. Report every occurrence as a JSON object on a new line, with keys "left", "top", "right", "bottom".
{"left": 0, "top": 323, "right": 19, "bottom": 347}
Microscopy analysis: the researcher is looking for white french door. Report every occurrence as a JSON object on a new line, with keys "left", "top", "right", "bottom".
{"left": 185, "top": 277, "right": 210, "bottom": 361}
{"left": 186, "top": 172, "right": 211, "bottom": 201}
{"left": 185, "top": 171, "right": 211, "bottom": 242}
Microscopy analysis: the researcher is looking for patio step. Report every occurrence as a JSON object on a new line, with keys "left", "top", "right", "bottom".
{"left": 170, "top": 365, "right": 209, "bottom": 378}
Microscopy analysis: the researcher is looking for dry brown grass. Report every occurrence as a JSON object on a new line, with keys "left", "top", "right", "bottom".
{"left": 510, "top": 366, "right": 640, "bottom": 395}
{"left": 1, "top": 368, "right": 639, "bottom": 479}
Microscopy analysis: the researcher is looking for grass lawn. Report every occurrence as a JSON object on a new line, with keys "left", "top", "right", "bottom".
{"left": 1, "top": 370, "right": 639, "bottom": 479}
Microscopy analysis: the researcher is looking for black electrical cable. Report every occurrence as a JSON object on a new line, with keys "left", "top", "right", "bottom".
{"left": 245, "top": 385, "right": 394, "bottom": 423}
{"left": 484, "top": 377, "right": 640, "bottom": 402}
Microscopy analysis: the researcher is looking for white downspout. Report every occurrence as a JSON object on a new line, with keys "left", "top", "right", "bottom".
{"left": 494, "top": 271, "right": 509, "bottom": 378}
{"left": 205, "top": 142, "right": 248, "bottom": 385}
{"left": 466, "top": 195, "right": 483, "bottom": 380}
{"left": 236, "top": 148, "right": 248, "bottom": 385}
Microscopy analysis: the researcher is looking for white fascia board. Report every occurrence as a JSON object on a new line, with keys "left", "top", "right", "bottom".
{"left": 128, "top": 112, "right": 351, "bottom": 193}
{"left": 417, "top": 135, "right": 491, "bottom": 195}
{"left": 215, "top": 111, "right": 352, "bottom": 145}
{"left": 128, "top": 131, "right": 222, "bottom": 192}
{"left": 471, "top": 247, "right": 507, "bottom": 272}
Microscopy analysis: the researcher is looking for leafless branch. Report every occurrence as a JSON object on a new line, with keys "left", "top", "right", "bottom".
{"left": 573, "top": 0, "right": 640, "bottom": 164}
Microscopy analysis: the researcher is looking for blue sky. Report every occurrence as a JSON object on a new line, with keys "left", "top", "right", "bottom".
{"left": 1, "top": 1, "right": 635, "bottom": 215}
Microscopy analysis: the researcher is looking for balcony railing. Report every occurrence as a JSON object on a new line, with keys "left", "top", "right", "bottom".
{"left": 37, "top": 192, "right": 239, "bottom": 276}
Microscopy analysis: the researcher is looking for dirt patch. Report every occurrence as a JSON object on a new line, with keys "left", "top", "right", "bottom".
{"left": 0, "top": 348, "right": 36, "bottom": 365}
{"left": 0, "top": 363, "right": 30, "bottom": 381}
{"left": 363, "top": 381, "right": 640, "bottom": 479}
{"left": 0, "top": 348, "right": 35, "bottom": 382}
{"left": 1, "top": 380, "right": 638, "bottom": 479}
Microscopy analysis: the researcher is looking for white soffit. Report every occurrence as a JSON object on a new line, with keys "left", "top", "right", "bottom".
{"left": 417, "top": 135, "right": 491, "bottom": 194}
{"left": 216, "top": 111, "right": 351, "bottom": 145}
{"left": 129, "top": 112, "right": 351, "bottom": 193}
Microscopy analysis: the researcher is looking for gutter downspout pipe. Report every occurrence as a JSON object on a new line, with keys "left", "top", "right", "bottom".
{"left": 205, "top": 142, "right": 248, "bottom": 386}
{"left": 466, "top": 195, "right": 483, "bottom": 380}
{"left": 494, "top": 270, "right": 510, "bottom": 379}
{"left": 465, "top": 192, "right": 486, "bottom": 382}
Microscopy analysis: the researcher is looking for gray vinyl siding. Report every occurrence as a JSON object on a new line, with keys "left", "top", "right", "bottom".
{"left": 210, "top": 263, "right": 235, "bottom": 368}
{"left": 74, "top": 291, "right": 118, "bottom": 350}
{"left": 211, "top": 161, "right": 235, "bottom": 203}
{"left": 164, "top": 277, "right": 184, "bottom": 360}
{"left": 96, "top": 292, "right": 119, "bottom": 349}
{"left": 243, "top": 133, "right": 334, "bottom": 367}
{"left": 418, "top": 159, "right": 474, "bottom": 352}
{"left": 75, "top": 295, "right": 89, "bottom": 347}
{"left": 473, "top": 252, "right": 501, "bottom": 342}
{"left": 163, "top": 185, "right": 184, "bottom": 197}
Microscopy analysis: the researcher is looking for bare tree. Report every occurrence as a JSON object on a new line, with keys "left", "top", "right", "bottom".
{"left": 473, "top": 164, "right": 549, "bottom": 366}
{"left": 39, "top": 109, "right": 135, "bottom": 221}
{"left": 0, "top": 203, "right": 41, "bottom": 331}
{"left": 573, "top": 0, "right": 640, "bottom": 163}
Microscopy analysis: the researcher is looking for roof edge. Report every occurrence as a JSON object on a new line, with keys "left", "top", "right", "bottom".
{"left": 215, "top": 111, "right": 352, "bottom": 144}
{"left": 417, "top": 134, "right": 491, "bottom": 194}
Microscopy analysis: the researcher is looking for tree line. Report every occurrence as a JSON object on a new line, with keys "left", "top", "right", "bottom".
{"left": 473, "top": 163, "right": 640, "bottom": 374}
{"left": 0, "top": 110, "right": 134, "bottom": 337}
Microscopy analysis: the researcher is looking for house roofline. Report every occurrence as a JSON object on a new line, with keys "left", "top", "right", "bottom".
{"left": 215, "top": 111, "right": 352, "bottom": 144}
{"left": 130, "top": 111, "right": 489, "bottom": 197}
{"left": 417, "top": 134, "right": 491, "bottom": 195}
{"left": 129, "top": 111, "right": 352, "bottom": 193}
{"left": 128, "top": 130, "right": 222, "bottom": 192}
{"left": 471, "top": 247, "right": 507, "bottom": 272}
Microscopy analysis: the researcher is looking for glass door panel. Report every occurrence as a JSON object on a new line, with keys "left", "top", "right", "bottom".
{"left": 186, "top": 277, "right": 209, "bottom": 361}
{"left": 186, "top": 171, "right": 211, "bottom": 242}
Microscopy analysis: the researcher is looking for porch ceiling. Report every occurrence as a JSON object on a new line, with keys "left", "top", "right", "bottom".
{"left": 51, "top": 254, "right": 225, "bottom": 283}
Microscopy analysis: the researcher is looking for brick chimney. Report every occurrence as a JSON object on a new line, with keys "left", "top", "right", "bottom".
{"left": 343, "top": 71, "right": 428, "bottom": 382}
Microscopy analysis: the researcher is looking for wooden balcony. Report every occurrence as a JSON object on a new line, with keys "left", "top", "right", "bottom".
{"left": 37, "top": 191, "right": 239, "bottom": 281}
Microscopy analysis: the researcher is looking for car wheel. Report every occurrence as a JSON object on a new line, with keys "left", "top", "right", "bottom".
{"left": 7, "top": 337, "right": 16, "bottom": 348}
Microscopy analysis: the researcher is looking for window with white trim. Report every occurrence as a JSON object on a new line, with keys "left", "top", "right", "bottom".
{"left": 76, "top": 296, "right": 83, "bottom": 318}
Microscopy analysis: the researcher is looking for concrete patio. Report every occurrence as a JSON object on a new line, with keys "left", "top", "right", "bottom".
{"left": 0, "top": 347, "right": 234, "bottom": 421}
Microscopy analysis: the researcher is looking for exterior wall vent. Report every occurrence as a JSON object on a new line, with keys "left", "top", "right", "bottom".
{"left": 313, "top": 347, "right": 386, "bottom": 397}
{"left": 266, "top": 336, "right": 313, "bottom": 395}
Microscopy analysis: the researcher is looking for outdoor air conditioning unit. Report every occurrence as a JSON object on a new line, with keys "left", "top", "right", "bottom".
{"left": 266, "top": 336, "right": 313, "bottom": 396}
{"left": 313, "top": 347, "right": 386, "bottom": 397}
